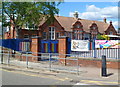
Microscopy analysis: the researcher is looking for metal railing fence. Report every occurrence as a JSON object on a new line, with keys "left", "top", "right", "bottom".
{"left": 0, "top": 50, "right": 80, "bottom": 75}
{"left": 71, "top": 48, "right": 120, "bottom": 59}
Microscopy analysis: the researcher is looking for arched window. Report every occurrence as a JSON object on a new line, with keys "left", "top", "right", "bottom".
{"left": 74, "top": 24, "right": 81, "bottom": 28}
{"left": 73, "top": 29, "right": 83, "bottom": 40}
{"left": 109, "top": 31, "right": 113, "bottom": 35}
{"left": 92, "top": 26, "right": 96, "bottom": 29}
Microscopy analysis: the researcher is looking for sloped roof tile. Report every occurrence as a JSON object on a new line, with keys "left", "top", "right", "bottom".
{"left": 39, "top": 16, "right": 110, "bottom": 33}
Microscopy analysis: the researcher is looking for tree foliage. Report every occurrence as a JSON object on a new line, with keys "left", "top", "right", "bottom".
{"left": 97, "top": 34, "right": 110, "bottom": 40}
{"left": 2, "top": 2, "right": 61, "bottom": 37}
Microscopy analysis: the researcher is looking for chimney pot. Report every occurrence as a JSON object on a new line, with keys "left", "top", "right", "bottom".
{"left": 74, "top": 11, "right": 79, "bottom": 18}
{"left": 104, "top": 17, "right": 107, "bottom": 23}
{"left": 110, "top": 21, "right": 112, "bottom": 24}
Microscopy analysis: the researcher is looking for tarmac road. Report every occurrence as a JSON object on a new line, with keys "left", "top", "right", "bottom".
{"left": 0, "top": 67, "right": 119, "bottom": 87}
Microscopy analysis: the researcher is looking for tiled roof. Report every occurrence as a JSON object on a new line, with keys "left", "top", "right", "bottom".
{"left": 39, "top": 16, "right": 110, "bottom": 33}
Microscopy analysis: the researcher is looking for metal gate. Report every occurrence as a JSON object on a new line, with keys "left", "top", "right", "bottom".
{"left": 41, "top": 40, "right": 58, "bottom": 53}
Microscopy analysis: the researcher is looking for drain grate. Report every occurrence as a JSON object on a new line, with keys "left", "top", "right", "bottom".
{"left": 70, "top": 80, "right": 80, "bottom": 83}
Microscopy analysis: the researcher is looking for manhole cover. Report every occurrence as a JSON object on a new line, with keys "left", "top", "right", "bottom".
{"left": 70, "top": 80, "right": 80, "bottom": 83}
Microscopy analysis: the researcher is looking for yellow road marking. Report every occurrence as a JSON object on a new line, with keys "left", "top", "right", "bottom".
{"left": 0, "top": 68, "right": 70, "bottom": 81}
{"left": 83, "top": 81, "right": 104, "bottom": 85}
{"left": 50, "top": 86, "right": 57, "bottom": 87}
{"left": 81, "top": 80, "right": 119, "bottom": 85}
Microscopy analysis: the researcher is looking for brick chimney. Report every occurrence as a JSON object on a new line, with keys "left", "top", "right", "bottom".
{"left": 110, "top": 21, "right": 112, "bottom": 24}
{"left": 73, "top": 11, "right": 79, "bottom": 19}
{"left": 103, "top": 17, "right": 107, "bottom": 23}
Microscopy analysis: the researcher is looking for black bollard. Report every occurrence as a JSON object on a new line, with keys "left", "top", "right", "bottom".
{"left": 102, "top": 55, "right": 107, "bottom": 77}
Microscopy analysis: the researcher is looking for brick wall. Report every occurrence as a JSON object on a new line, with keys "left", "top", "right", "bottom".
{"left": 31, "top": 37, "right": 41, "bottom": 61}
{"left": 66, "top": 58, "right": 120, "bottom": 69}
{"left": 58, "top": 37, "right": 68, "bottom": 65}
{"left": 15, "top": 54, "right": 39, "bottom": 62}
{"left": 39, "top": 18, "right": 65, "bottom": 39}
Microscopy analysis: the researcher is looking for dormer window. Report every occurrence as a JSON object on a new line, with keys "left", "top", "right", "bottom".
{"left": 76, "top": 25, "right": 81, "bottom": 28}
{"left": 73, "top": 29, "right": 83, "bottom": 40}
{"left": 92, "top": 27, "right": 96, "bottom": 29}
{"left": 74, "top": 24, "right": 81, "bottom": 28}
{"left": 109, "top": 31, "right": 113, "bottom": 35}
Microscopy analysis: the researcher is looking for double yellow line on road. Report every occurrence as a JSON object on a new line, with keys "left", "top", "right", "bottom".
{"left": 81, "top": 80, "right": 120, "bottom": 85}
{"left": 0, "top": 68, "right": 71, "bottom": 81}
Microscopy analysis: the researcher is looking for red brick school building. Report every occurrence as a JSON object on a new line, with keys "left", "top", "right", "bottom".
{"left": 4, "top": 12, "right": 117, "bottom": 40}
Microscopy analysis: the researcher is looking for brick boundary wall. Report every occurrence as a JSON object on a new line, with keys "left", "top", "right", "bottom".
{"left": 66, "top": 58, "right": 120, "bottom": 69}
{"left": 15, "top": 54, "right": 39, "bottom": 62}
{"left": 15, "top": 54, "right": 120, "bottom": 69}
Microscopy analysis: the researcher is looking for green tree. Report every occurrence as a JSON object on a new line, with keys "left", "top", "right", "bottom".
{"left": 97, "top": 34, "right": 109, "bottom": 40}
{"left": 2, "top": 2, "right": 61, "bottom": 38}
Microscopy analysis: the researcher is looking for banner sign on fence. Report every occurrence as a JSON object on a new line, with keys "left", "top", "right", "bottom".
{"left": 95, "top": 40, "right": 120, "bottom": 48}
{"left": 71, "top": 40, "right": 89, "bottom": 51}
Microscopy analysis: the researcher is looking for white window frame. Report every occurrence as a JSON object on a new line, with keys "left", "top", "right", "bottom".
{"left": 49, "top": 27, "right": 55, "bottom": 40}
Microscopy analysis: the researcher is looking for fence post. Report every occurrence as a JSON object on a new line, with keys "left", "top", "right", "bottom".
{"left": 26, "top": 52, "right": 28, "bottom": 68}
{"left": 93, "top": 39, "right": 96, "bottom": 58}
{"left": 101, "top": 55, "right": 107, "bottom": 77}
{"left": 49, "top": 53, "right": 52, "bottom": 71}
{"left": 94, "top": 47, "right": 97, "bottom": 58}
{"left": 77, "top": 57, "right": 79, "bottom": 75}
{"left": 7, "top": 50, "right": 10, "bottom": 65}
{"left": 0, "top": 49, "right": 3, "bottom": 64}
{"left": 0, "top": 43, "right": 4, "bottom": 64}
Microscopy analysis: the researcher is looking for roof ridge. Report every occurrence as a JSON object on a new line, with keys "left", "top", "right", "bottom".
{"left": 55, "top": 15, "right": 109, "bottom": 24}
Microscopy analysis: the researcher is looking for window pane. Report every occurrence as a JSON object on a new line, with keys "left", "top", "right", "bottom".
{"left": 110, "top": 31, "right": 113, "bottom": 35}
{"left": 52, "top": 28, "right": 54, "bottom": 31}
{"left": 77, "top": 25, "right": 80, "bottom": 28}
{"left": 93, "top": 27, "right": 96, "bottom": 29}
{"left": 48, "top": 27, "right": 55, "bottom": 40}
{"left": 32, "top": 34, "right": 37, "bottom": 37}
{"left": 43, "top": 32, "right": 46, "bottom": 39}
{"left": 49, "top": 27, "right": 51, "bottom": 31}
{"left": 56, "top": 33, "right": 59, "bottom": 38}
{"left": 80, "top": 30, "right": 83, "bottom": 33}
{"left": 24, "top": 35, "right": 29, "bottom": 38}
